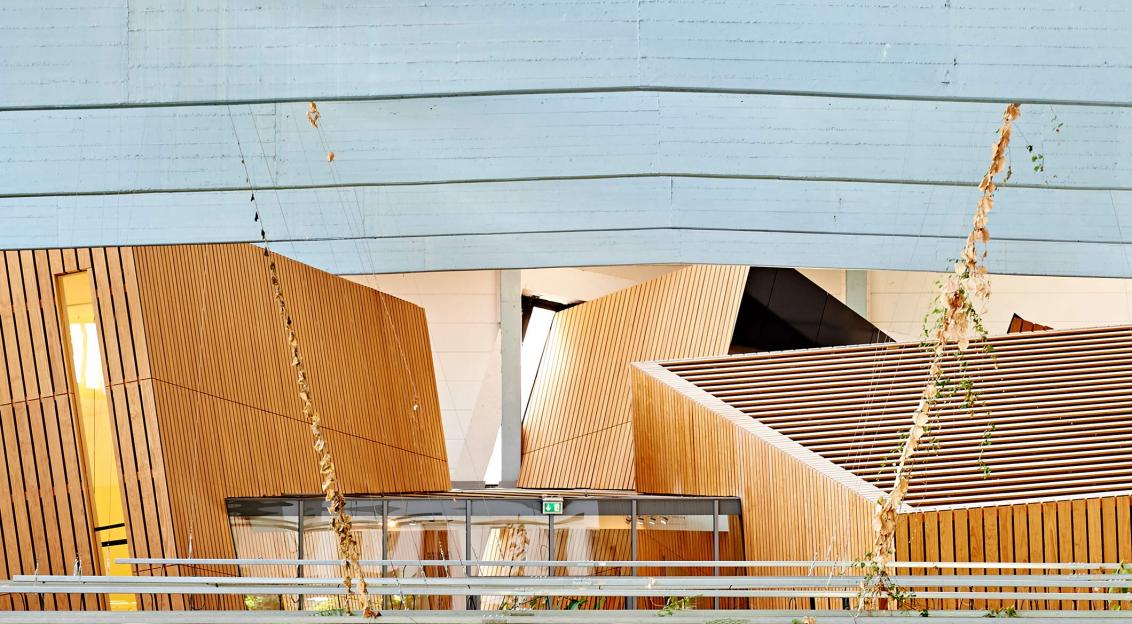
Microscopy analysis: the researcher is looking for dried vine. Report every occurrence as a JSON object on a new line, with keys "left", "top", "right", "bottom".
{"left": 266, "top": 258, "right": 377, "bottom": 617}
{"left": 859, "top": 103, "right": 1021, "bottom": 609}
{"left": 236, "top": 100, "right": 375, "bottom": 617}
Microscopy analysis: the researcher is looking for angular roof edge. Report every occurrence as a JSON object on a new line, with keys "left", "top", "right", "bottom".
{"left": 632, "top": 361, "right": 904, "bottom": 512}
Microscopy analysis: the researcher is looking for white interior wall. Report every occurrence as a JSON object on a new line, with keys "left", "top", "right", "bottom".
{"left": 348, "top": 271, "right": 502, "bottom": 484}
{"left": 800, "top": 267, "right": 1132, "bottom": 342}
{"left": 522, "top": 265, "right": 684, "bottom": 303}
{"left": 348, "top": 265, "right": 685, "bottom": 484}
{"left": 351, "top": 264, "right": 1132, "bottom": 483}
{"left": 869, "top": 271, "right": 1132, "bottom": 342}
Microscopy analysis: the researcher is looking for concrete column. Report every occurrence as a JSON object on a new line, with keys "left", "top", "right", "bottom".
{"left": 846, "top": 270, "right": 868, "bottom": 318}
{"left": 499, "top": 269, "right": 523, "bottom": 486}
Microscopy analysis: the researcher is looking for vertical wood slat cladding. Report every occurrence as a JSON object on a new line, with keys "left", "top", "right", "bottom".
{"left": 0, "top": 243, "right": 449, "bottom": 610}
{"left": 631, "top": 365, "right": 875, "bottom": 609}
{"left": 899, "top": 496, "right": 1132, "bottom": 612}
{"left": 0, "top": 248, "right": 165, "bottom": 610}
{"left": 637, "top": 347, "right": 1132, "bottom": 612}
{"left": 518, "top": 265, "right": 748, "bottom": 489}
{"left": 131, "top": 244, "right": 449, "bottom": 599}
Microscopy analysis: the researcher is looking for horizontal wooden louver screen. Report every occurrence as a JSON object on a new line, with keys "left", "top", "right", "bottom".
{"left": 657, "top": 325, "right": 1132, "bottom": 508}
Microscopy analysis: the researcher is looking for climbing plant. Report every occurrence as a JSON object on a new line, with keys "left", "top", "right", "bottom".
{"left": 858, "top": 103, "right": 1022, "bottom": 610}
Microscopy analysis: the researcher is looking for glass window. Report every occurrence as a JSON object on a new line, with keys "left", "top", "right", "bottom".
{"left": 636, "top": 499, "right": 717, "bottom": 611}
{"left": 58, "top": 271, "right": 136, "bottom": 611}
{"left": 552, "top": 499, "right": 633, "bottom": 610}
{"left": 298, "top": 499, "right": 384, "bottom": 613}
{"left": 469, "top": 499, "right": 550, "bottom": 610}
{"left": 227, "top": 499, "right": 300, "bottom": 610}
{"left": 718, "top": 509, "right": 745, "bottom": 609}
{"left": 386, "top": 499, "right": 467, "bottom": 610}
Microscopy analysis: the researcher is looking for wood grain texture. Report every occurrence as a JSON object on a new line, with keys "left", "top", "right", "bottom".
{"left": 637, "top": 330, "right": 1132, "bottom": 611}
{"left": 0, "top": 243, "right": 449, "bottom": 610}
{"left": 899, "top": 496, "right": 1132, "bottom": 611}
{"left": 130, "top": 244, "right": 449, "bottom": 604}
{"left": 631, "top": 363, "right": 876, "bottom": 608}
{"left": 659, "top": 325, "right": 1132, "bottom": 507}
{"left": 0, "top": 248, "right": 169, "bottom": 610}
{"left": 518, "top": 264, "right": 749, "bottom": 489}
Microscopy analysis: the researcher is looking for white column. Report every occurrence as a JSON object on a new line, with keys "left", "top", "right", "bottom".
{"left": 846, "top": 269, "right": 869, "bottom": 318}
{"left": 499, "top": 269, "right": 523, "bottom": 486}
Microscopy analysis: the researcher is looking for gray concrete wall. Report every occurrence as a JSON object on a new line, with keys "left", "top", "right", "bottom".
{"left": 2, "top": 1, "right": 1130, "bottom": 276}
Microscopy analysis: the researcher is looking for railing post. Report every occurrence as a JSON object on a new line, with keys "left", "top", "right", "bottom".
{"left": 466, "top": 500, "right": 478, "bottom": 610}
{"left": 381, "top": 499, "right": 389, "bottom": 611}
{"left": 713, "top": 499, "right": 720, "bottom": 610}
{"left": 630, "top": 499, "right": 638, "bottom": 610}
{"left": 296, "top": 499, "right": 305, "bottom": 611}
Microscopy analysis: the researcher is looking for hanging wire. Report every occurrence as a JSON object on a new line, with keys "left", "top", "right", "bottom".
{"left": 305, "top": 102, "right": 423, "bottom": 416}
{"left": 227, "top": 104, "right": 378, "bottom": 617}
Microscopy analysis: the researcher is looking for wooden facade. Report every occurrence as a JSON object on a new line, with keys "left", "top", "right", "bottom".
{"left": 632, "top": 325, "right": 1132, "bottom": 610}
{"left": 519, "top": 264, "right": 749, "bottom": 489}
{"left": 0, "top": 244, "right": 449, "bottom": 610}
{"left": 632, "top": 363, "right": 877, "bottom": 608}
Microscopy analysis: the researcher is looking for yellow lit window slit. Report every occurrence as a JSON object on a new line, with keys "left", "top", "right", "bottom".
{"left": 57, "top": 271, "right": 137, "bottom": 611}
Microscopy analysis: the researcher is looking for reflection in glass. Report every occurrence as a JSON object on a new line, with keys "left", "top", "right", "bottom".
{"left": 386, "top": 499, "right": 467, "bottom": 610}
{"left": 227, "top": 500, "right": 300, "bottom": 610}
{"left": 552, "top": 499, "right": 633, "bottom": 609}
{"left": 58, "top": 271, "right": 136, "bottom": 611}
{"left": 225, "top": 495, "right": 744, "bottom": 612}
{"left": 469, "top": 499, "right": 550, "bottom": 610}
{"left": 636, "top": 499, "right": 717, "bottom": 611}
{"left": 300, "top": 500, "right": 383, "bottom": 612}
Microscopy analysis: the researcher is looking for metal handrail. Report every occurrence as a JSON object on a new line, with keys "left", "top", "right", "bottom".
{"left": 118, "top": 557, "right": 1132, "bottom": 571}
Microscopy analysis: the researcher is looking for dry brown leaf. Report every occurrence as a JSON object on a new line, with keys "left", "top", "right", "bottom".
{"left": 860, "top": 103, "right": 1020, "bottom": 611}
{"left": 306, "top": 101, "right": 321, "bottom": 128}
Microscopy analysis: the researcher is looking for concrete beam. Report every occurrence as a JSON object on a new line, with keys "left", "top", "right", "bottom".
{"left": 4, "top": 1, "right": 1131, "bottom": 108}
{"left": 498, "top": 269, "right": 523, "bottom": 486}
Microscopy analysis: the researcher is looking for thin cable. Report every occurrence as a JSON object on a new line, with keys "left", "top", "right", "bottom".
{"left": 307, "top": 106, "right": 422, "bottom": 415}
{"left": 227, "top": 104, "right": 377, "bottom": 617}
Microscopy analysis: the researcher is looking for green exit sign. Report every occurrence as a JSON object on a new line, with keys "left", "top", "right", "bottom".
{"left": 542, "top": 497, "right": 563, "bottom": 515}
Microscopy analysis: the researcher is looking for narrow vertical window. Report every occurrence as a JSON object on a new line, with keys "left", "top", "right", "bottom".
{"left": 57, "top": 271, "right": 136, "bottom": 611}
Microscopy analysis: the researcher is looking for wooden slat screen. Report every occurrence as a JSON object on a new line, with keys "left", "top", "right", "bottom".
{"left": 131, "top": 244, "right": 450, "bottom": 602}
{"left": 657, "top": 325, "right": 1132, "bottom": 508}
{"left": 0, "top": 243, "right": 449, "bottom": 611}
{"left": 631, "top": 364, "right": 875, "bottom": 608}
{"left": 1007, "top": 313, "right": 1052, "bottom": 334}
{"left": 0, "top": 248, "right": 178, "bottom": 610}
{"left": 899, "top": 495, "right": 1132, "bottom": 611}
{"left": 518, "top": 265, "right": 749, "bottom": 489}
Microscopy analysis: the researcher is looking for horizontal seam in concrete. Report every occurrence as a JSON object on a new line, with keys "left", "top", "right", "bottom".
{"left": 6, "top": 172, "right": 1132, "bottom": 199}
{"left": 4, "top": 84, "right": 1132, "bottom": 113}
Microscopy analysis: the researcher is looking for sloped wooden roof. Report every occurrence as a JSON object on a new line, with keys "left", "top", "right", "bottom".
{"left": 651, "top": 325, "right": 1132, "bottom": 509}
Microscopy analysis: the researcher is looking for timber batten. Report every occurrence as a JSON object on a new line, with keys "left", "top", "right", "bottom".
{"left": 519, "top": 264, "right": 749, "bottom": 489}
{"left": 0, "top": 244, "right": 450, "bottom": 611}
{"left": 633, "top": 324, "right": 1132, "bottom": 611}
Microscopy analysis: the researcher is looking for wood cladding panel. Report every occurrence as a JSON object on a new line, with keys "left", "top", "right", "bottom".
{"left": 899, "top": 496, "right": 1132, "bottom": 611}
{"left": 631, "top": 365, "right": 875, "bottom": 609}
{"left": 639, "top": 344, "right": 1132, "bottom": 612}
{"left": 661, "top": 325, "right": 1132, "bottom": 506}
{"left": 1, "top": 243, "right": 449, "bottom": 610}
{"left": 128, "top": 244, "right": 449, "bottom": 605}
{"left": 519, "top": 264, "right": 748, "bottom": 489}
{"left": 0, "top": 248, "right": 178, "bottom": 610}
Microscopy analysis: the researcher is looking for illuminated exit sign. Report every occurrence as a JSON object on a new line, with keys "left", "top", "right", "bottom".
{"left": 541, "top": 497, "right": 563, "bottom": 515}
